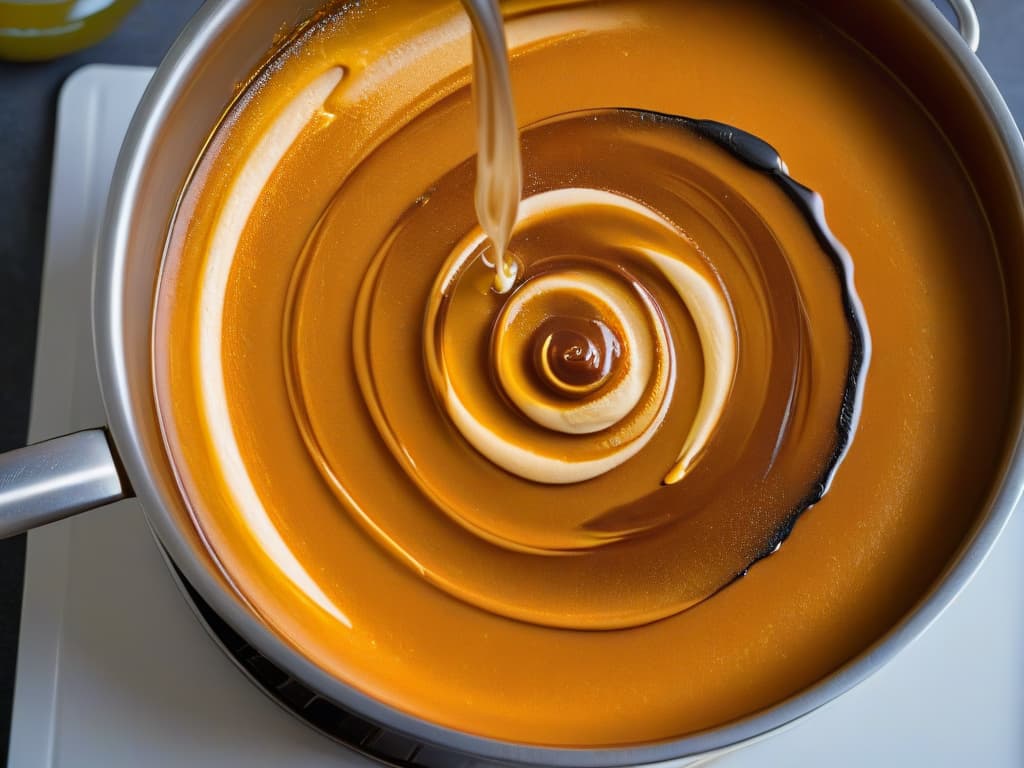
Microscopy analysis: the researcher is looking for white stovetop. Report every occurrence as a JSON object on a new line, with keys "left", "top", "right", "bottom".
{"left": 7, "top": 64, "right": 1023, "bottom": 768}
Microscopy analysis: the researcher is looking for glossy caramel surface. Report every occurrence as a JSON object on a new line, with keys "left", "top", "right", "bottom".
{"left": 154, "top": 0, "right": 1010, "bottom": 746}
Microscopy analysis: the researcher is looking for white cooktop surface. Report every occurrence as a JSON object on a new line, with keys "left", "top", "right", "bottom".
{"left": 7, "top": 64, "right": 1024, "bottom": 768}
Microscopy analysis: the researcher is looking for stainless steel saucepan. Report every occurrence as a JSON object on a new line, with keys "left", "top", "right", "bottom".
{"left": 1, "top": 1, "right": 1021, "bottom": 765}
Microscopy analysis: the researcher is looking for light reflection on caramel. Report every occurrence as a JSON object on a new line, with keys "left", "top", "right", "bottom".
{"left": 194, "top": 66, "right": 350, "bottom": 628}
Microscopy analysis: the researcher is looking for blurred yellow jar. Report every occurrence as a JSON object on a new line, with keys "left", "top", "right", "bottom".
{"left": 0, "top": 0, "right": 137, "bottom": 61}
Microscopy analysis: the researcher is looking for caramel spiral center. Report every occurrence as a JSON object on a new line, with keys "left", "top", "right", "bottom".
{"left": 425, "top": 187, "right": 738, "bottom": 486}
{"left": 534, "top": 318, "right": 619, "bottom": 397}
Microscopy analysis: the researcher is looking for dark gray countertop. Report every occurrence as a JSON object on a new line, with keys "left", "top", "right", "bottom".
{"left": 0, "top": 2, "right": 204, "bottom": 762}
{"left": 0, "top": 1, "right": 1021, "bottom": 765}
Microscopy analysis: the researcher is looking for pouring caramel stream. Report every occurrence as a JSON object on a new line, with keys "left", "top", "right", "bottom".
{"left": 461, "top": 0, "right": 523, "bottom": 293}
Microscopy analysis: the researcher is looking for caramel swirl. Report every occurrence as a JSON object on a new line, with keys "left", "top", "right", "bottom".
{"left": 170, "top": 87, "right": 869, "bottom": 631}
{"left": 422, "top": 184, "right": 743, "bottom": 487}
{"left": 281, "top": 107, "right": 870, "bottom": 628}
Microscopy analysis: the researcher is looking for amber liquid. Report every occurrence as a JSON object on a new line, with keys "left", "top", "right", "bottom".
{"left": 154, "top": 0, "right": 1011, "bottom": 747}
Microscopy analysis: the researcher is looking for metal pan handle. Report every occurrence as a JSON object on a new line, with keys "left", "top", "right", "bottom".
{"left": 0, "top": 429, "right": 130, "bottom": 538}
{"left": 945, "top": 0, "right": 981, "bottom": 52}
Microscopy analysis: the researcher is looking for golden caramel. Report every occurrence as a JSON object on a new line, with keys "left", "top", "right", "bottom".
{"left": 154, "top": 0, "right": 1011, "bottom": 747}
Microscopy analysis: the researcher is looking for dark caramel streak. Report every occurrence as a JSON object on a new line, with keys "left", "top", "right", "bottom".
{"left": 669, "top": 113, "right": 872, "bottom": 560}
